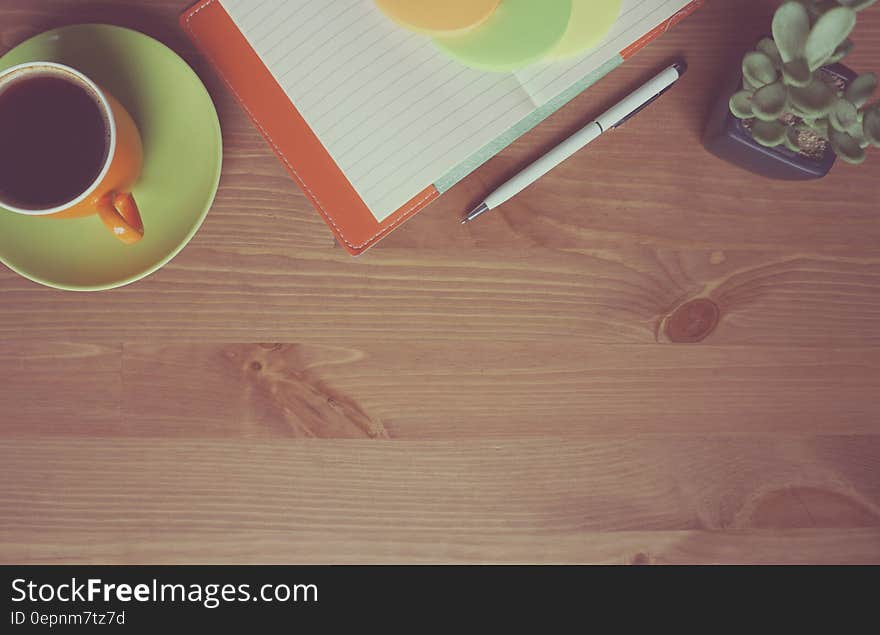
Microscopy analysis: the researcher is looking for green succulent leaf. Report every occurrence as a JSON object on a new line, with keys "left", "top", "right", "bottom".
{"left": 752, "top": 82, "right": 789, "bottom": 120}
{"left": 742, "top": 75, "right": 764, "bottom": 93}
{"left": 756, "top": 38, "right": 783, "bottom": 69}
{"left": 788, "top": 77, "right": 838, "bottom": 117}
{"left": 773, "top": 2, "right": 811, "bottom": 63}
{"left": 783, "top": 126, "right": 802, "bottom": 152}
{"left": 826, "top": 38, "right": 855, "bottom": 65}
{"left": 829, "top": 130, "right": 867, "bottom": 164}
{"left": 750, "top": 120, "right": 789, "bottom": 147}
{"left": 847, "top": 119, "right": 870, "bottom": 149}
{"left": 804, "top": 117, "right": 831, "bottom": 138}
{"left": 743, "top": 51, "right": 779, "bottom": 87}
{"left": 844, "top": 73, "right": 878, "bottom": 108}
{"left": 729, "top": 90, "right": 755, "bottom": 119}
{"left": 805, "top": 7, "right": 857, "bottom": 71}
{"left": 863, "top": 105, "right": 880, "bottom": 147}
{"left": 788, "top": 101, "right": 811, "bottom": 118}
{"left": 830, "top": 98, "right": 860, "bottom": 133}
{"left": 742, "top": 74, "right": 763, "bottom": 91}
{"left": 782, "top": 59, "right": 813, "bottom": 86}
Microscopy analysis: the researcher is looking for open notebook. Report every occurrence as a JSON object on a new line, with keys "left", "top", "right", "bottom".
{"left": 182, "top": 0, "right": 703, "bottom": 254}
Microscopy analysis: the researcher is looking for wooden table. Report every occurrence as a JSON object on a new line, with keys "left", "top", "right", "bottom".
{"left": 2, "top": 0, "right": 879, "bottom": 565}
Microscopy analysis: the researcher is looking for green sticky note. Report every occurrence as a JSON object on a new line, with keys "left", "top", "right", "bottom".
{"left": 433, "top": 0, "right": 573, "bottom": 72}
{"left": 548, "top": 0, "right": 622, "bottom": 60}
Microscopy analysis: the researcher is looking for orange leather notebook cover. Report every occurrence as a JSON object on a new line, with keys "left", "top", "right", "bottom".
{"left": 181, "top": 0, "right": 703, "bottom": 255}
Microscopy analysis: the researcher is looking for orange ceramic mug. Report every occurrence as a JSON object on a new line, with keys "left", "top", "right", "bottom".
{"left": 0, "top": 62, "right": 145, "bottom": 244}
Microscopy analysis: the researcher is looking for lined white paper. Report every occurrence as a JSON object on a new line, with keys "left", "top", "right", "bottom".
{"left": 220, "top": 0, "right": 693, "bottom": 222}
{"left": 516, "top": 0, "right": 693, "bottom": 104}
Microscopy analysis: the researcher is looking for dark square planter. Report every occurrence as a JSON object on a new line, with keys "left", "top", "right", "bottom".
{"left": 702, "top": 62, "right": 857, "bottom": 180}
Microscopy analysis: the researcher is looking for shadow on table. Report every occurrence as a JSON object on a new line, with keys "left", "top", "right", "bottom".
{"left": 15, "top": 2, "right": 194, "bottom": 61}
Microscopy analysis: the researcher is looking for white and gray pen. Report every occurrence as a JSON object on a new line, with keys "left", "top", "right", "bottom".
{"left": 462, "top": 61, "right": 687, "bottom": 224}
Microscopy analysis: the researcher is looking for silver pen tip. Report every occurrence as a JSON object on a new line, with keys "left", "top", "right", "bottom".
{"left": 462, "top": 202, "right": 490, "bottom": 224}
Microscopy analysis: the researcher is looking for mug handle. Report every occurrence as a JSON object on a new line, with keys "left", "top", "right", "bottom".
{"left": 96, "top": 192, "right": 145, "bottom": 245}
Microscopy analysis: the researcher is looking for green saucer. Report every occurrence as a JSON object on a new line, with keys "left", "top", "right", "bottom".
{"left": 0, "top": 24, "right": 222, "bottom": 291}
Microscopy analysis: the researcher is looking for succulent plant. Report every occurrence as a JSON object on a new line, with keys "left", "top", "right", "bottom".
{"left": 729, "top": 0, "right": 880, "bottom": 165}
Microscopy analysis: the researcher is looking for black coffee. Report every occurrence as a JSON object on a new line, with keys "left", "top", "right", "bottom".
{"left": 0, "top": 73, "right": 109, "bottom": 209}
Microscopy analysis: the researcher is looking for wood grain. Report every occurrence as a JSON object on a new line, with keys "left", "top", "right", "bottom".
{"left": 2, "top": 438, "right": 879, "bottom": 564}
{"left": 1, "top": 0, "right": 879, "bottom": 564}
{"left": 5, "top": 342, "right": 878, "bottom": 438}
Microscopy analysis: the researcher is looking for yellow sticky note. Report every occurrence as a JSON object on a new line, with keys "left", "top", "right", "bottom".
{"left": 547, "top": 0, "right": 622, "bottom": 60}
{"left": 374, "top": 0, "right": 502, "bottom": 35}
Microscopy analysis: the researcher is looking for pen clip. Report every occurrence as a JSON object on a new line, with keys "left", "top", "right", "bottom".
{"left": 610, "top": 84, "right": 674, "bottom": 130}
